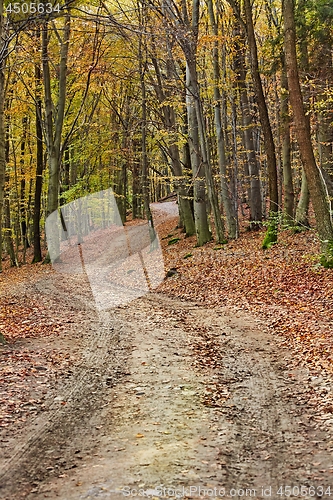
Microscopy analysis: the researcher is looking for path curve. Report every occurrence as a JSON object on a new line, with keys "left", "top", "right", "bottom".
{"left": 1, "top": 275, "right": 333, "bottom": 499}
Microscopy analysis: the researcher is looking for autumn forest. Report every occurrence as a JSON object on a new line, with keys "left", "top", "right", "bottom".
{"left": 0, "top": 0, "right": 332, "bottom": 269}
{"left": 1, "top": 0, "right": 333, "bottom": 495}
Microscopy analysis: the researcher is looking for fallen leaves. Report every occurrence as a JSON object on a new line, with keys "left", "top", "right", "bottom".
{"left": 0, "top": 208, "right": 332, "bottom": 444}
{"left": 0, "top": 345, "right": 78, "bottom": 428}
{"left": 0, "top": 297, "right": 75, "bottom": 342}
{"left": 157, "top": 219, "right": 333, "bottom": 378}
{"left": 0, "top": 270, "right": 87, "bottom": 431}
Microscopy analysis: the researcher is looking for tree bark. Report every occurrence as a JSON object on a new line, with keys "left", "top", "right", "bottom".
{"left": 33, "top": 48, "right": 44, "bottom": 263}
{"left": 186, "top": 66, "right": 211, "bottom": 245}
{"left": 138, "top": 8, "right": 156, "bottom": 246}
{"left": 295, "top": 168, "right": 309, "bottom": 228}
{"left": 207, "top": 0, "right": 237, "bottom": 238}
{"left": 150, "top": 52, "right": 195, "bottom": 236}
{"left": 318, "top": 108, "right": 333, "bottom": 199}
{"left": 0, "top": 0, "right": 5, "bottom": 273}
{"left": 283, "top": 0, "right": 333, "bottom": 251}
{"left": 132, "top": 144, "right": 142, "bottom": 219}
{"left": 183, "top": 0, "right": 225, "bottom": 244}
{"left": 233, "top": 25, "right": 262, "bottom": 224}
{"left": 4, "top": 101, "right": 17, "bottom": 266}
{"left": 280, "top": 67, "right": 294, "bottom": 224}
{"left": 316, "top": 34, "right": 333, "bottom": 199}
{"left": 43, "top": 14, "right": 70, "bottom": 261}
{"left": 20, "top": 116, "right": 29, "bottom": 250}
{"left": 243, "top": 0, "right": 278, "bottom": 214}
{"left": 187, "top": 65, "right": 226, "bottom": 243}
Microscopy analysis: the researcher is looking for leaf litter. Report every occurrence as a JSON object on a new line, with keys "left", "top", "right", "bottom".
{"left": 157, "top": 217, "right": 332, "bottom": 373}
{"left": 0, "top": 207, "right": 333, "bottom": 496}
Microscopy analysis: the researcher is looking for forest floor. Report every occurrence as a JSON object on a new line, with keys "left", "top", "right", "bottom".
{"left": 1, "top": 202, "right": 333, "bottom": 499}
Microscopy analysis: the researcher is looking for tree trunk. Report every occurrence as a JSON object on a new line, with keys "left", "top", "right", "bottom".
{"left": 33, "top": 53, "right": 44, "bottom": 263}
{"left": 141, "top": 75, "right": 152, "bottom": 229}
{"left": 234, "top": 37, "right": 262, "bottom": 224}
{"left": 186, "top": 57, "right": 226, "bottom": 244}
{"left": 167, "top": 0, "right": 225, "bottom": 244}
{"left": 20, "top": 116, "right": 29, "bottom": 251}
{"left": 243, "top": 0, "right": 278, "bottom": 215}
{"left": 138, "top": 13, "right": 156, "bottom": 245}
{"left": 283, "top": 0, "right": 333, "bottom": 255}
{"left": 295, "top": 168, "right": 309, "bottom": 228}
{"left": 43, "top": 14, "right": 70, "bottom": 261}
{"left": 280, "top": 68, "right": 294, "bottom": 224}
{"left": 207, "top": 0, "right": 237, "bottom": 238}
{"left": 132, "top": 153, "right": 141, "bottom": 219}
{"left": 4, "top": 104, "right": 17, "bottom": 266}
{"left": 4, "top": 188, "right": 16, "bottom": 266}
{"left": 186, "top": 65, "right": 211, "bottom": 246}
{"left": 60, "top": 145, "right": 70, "bottom": 207}
{"left": 0, "top": 0, "right": 5, "bottom": 273}
{"left": 150, "top": 52, "right": 195, "bottom": 236}
{"left": 318, "top": 109, "right": 333, "bottom": 198}
{"left": 169, "top": 140, "right": 195, "bottom": 236}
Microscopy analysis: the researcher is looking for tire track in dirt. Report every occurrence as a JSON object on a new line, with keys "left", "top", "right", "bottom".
{"left": 0, "top": 278, "right": 131, "bottom": 499}
{"left": 1, "top": 290, "right": 333, "bottom": 499}
{"left": 145, "top": 295, "right": 333, "bottom": 487}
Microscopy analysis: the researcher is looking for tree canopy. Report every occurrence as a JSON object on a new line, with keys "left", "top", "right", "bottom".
{"left": 0, "top": 0, "right": 332, "bottom": 269}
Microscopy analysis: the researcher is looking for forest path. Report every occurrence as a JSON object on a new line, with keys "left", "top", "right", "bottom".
{"left": 1, "top": 272, "right": 333, "bottom": 500}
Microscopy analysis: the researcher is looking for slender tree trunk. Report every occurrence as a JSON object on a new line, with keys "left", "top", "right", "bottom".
{"left": 295, "top": 168, "right": 309, "bottom": 227}
{"left": 20, "top": 116, "right": 29, "bottom": 250}
{"left": 318, "top": 108, "right": 333, "bottom": 198}
{"left": 169, "top": 140, "right": 195, "bottom": 236}
{"left": 60, "top": 145, "right": 70, "bottom": 206}
{"left": 140, "top": 58, "right": 152, "bottom": 225}
{"left": 281, "top": 68, "right": 294, "bottom": 224}
{"left": 42, "top": 24, "right": 57, "bottom": 219}
{"left": 27, "top": 177, "right": 33, "bottom": 243}
{"left": 0, "top": 0, "right": 5, "bottom": 272}
{"left": 132, "top": 150, "right": 141, "bottom": 219}
{"left": 113, "top": 131, "right": 127, "bottom": 224}
{"left": 4, "top": 192, "right": 16, "bottom": 266}
{"left": 150, "top": 52, "right": 195, "bottom": 236}
{"left": 313, "top": 15, "right": 333, "bottom": 198}
{"left": 169, "top": 0, "right": 225, "bottom": 244}
{"left": 207, "top": 0, "right": 237, "bottom": 238}
{"left": 233, "top": 26, "right": 262, "bottom": 225}
{"left": 166, "top": 72, "right": 195, "bottom": 235}
{"left": 186, "top": 65, "right": 211, "bottom": 246}
{"left": 33, "top": 53, "right": 44, "bottom": 263}
{"left": 161, "top": 0, "right": 222, "bottom": 242}
{"left": 283, "top": 0, "right": 333, "bottom": 254}
{"left": 138, "top": 12, "right": 156, "bottom": 246}
{"left": 186, "top": 57, "right": 226, "bottom": 243}
{"left": 4, "top": 103, "right": 17, "bottom": 266}
{"left": 4, "top": 173, "right": 17, "bottom": 267}
{"left": 181, "top": 127, "right": 195, "bottom": 221}
{"left": 43, "top": 14, "right": 70, "bottom": 261}
{"left": 243, "top": 0, "right": 278, "bottom": 214}
{"left": 120, "top": 160, "right": 127, "bottom": 223}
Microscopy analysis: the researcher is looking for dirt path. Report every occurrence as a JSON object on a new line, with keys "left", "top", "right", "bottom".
{"left": 1, "top": 273, "right": 333, "bottom": 500}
